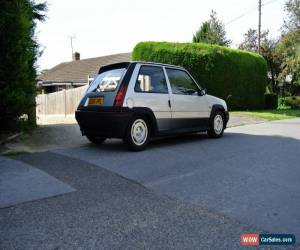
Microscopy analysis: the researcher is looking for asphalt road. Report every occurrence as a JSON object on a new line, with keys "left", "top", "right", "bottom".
{"left": 1, "top": 118, "right": 300, "bottom": 249}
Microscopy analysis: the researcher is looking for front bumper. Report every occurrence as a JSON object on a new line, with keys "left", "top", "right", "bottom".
{"left": 75, "top": 107, "right": 133, "bottom": 138}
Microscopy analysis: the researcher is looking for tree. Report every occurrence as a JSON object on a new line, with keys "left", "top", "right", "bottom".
{"left": 238, "top": 29, "right": 269, "bottom": 52}
{"left": 193, "top": 10, "right": 231, "bottom": 47}
{"left": 261, "top": 40, "right": 282, "bottom": 92}
{"left": 276, "top": 0, "right": 300, "bottom": 90}
{"left": 0, "top": 0, "right": 46, "bottom": 130}
{"left": 283, "top": 0, "right": 300, "bottom": 32}
{"left": 276, "top": 30, "right": 300, "bottom": 86}
{"left": 239, "top": 29, "right": 282, "bottom": 92}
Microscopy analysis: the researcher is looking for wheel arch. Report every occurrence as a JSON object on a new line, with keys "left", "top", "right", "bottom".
{"left": 131, "top": 107, "right": 159, "bottom": 136}
{"left": 210, "top": 104, "right": 226, "bottom": 120}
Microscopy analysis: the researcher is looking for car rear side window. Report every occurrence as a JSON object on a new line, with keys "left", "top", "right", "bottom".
{"left": 135, "top": 66, "right": 168, "bottom": 94}
{"left": 87, "top": 68, "right": 126, "bottom": 93}
{"left": 166, "top": 68, "right": 199, "bottom": 95}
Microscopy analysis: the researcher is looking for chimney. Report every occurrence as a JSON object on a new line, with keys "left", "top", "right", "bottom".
{"left": 72, "top": 52, "right": 80, "bottom": 61}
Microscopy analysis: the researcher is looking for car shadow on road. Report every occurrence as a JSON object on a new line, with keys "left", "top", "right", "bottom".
{"left": 85, "top": 130, "right": 300, "bottom": 154}
{"left": 85, "top": 133, "right": 211, "bottom": 152}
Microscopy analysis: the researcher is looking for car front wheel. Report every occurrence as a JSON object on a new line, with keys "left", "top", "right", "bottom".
{"left": 208, "top": 111, "right": 225, "bottom": 138}
{"left": 124, "top": 117, "right": 150, "bottom": 151}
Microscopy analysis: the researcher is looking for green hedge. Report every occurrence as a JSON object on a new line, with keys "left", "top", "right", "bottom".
{"left": 132, "top": 42, "right": 267, "bottom": 110}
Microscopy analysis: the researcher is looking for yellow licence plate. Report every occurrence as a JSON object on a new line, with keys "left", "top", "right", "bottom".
{"left": 88, "top": 96, "right": 104, "bottom": 106}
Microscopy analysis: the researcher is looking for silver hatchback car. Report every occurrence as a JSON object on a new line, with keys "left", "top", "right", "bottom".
{"left": 76, "top": 62, "right": 229, "bottom": 151}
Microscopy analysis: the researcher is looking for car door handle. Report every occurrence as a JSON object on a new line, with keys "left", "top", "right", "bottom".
{"left": 168, "top": 100, "right": 171, "bottom": 108}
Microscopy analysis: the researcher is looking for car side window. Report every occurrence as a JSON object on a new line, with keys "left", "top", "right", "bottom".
{"left": 166, "top": 68, "right": 199, "bottom": 95}
{"left": 135, "top": 66, "right": 168, "bottom": 94}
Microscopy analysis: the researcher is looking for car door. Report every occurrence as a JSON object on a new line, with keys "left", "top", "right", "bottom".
{"left": 127, "top": 64, "right": 172, "bottom": 132}
{"left": 164, "top": 67, "right": 210, "bottom": 130}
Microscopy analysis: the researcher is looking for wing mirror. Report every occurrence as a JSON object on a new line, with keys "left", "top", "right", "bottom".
{"left": 199, "top": 88, "right": 207, "bottom": 96}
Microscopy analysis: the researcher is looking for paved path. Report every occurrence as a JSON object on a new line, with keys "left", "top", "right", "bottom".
{"left": 227, "top": 114, "right": 266, "bottom": 127}
{"left": 0, "top": 157, "right": 75, "bottom": 208}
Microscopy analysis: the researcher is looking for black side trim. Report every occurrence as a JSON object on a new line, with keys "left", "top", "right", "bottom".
{"left": 158, "top": 118, "right": 209, "bottom": 136}
{"left": 172, "top": 118, "right": 209, "bottom": 130}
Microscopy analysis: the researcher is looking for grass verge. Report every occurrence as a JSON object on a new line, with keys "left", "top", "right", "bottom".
{"left": 231, "top": 109, "right": 300, "bottom": 121}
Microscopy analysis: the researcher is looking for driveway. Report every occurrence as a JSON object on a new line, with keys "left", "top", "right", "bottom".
{"left": 54, "top": 118, "right": 300, "bottom": 239}
{"left": 1, "top": 117, "right": 299, "bottom": 249}
{"left": 1, "top": 151, "right": 263, "bottom": 250}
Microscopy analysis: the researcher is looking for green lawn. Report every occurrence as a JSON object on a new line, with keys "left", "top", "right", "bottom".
{"left": 231, "top": 109, "right": 300, "bottom": 121}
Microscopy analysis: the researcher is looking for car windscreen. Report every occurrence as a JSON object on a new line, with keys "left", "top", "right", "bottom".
{"left": 87, "top": 68, "right": 126, "bottom": 93}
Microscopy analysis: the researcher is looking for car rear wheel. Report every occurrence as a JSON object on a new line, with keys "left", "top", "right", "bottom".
{"left": 208, "top": 111, "right": 225, "bottom": 138}
{"left": 124, "top": 117, "right": 150, "bottom": 151}
{"left": 86, "top": 135, "right": 106, "bottom": 144}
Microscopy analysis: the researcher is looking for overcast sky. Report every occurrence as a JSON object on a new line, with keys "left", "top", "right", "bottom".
{"left": 36, "top": 0, "right": 286, "bottom": 70}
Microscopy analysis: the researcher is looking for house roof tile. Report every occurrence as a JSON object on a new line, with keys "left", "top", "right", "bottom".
{"left": 38, "top": 53, "right": 131, "bottom": 83}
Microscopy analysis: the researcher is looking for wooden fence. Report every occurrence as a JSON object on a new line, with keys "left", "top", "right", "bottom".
{"left": 36, "top": 86, "right": 87, "bottom": 124}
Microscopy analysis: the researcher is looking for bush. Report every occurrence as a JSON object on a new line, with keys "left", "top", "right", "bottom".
{"left": 285, "top": 96, "right": 300, "bottom": 109}
{"left": 278, "top": 97, "right": 289, "bottom": 110}
{"left": 264, "top": 93, "right": 278, "bottom": 109}
{"left": 132, "top": 42, "right": 267, "bottom": 110}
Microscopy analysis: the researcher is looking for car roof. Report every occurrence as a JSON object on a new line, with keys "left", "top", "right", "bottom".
{"left": 132, "top": 61, "right": 185, "bottom": 70}
{"left": 98, "top": 61, "right": 185, "bottom": 73}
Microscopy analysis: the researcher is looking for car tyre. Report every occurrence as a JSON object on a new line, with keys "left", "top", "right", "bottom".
{"left": 208, "top": 111, "right": 225, "bottom": 138}
{"left": 86, "top": 135, "right": 106, "bottom": 144}
{"left": 124, "top": 117, "right": 150, "bottom": 151}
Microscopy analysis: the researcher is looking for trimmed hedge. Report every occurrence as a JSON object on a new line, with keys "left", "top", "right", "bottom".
{"left": 264, "top": 93, "right": 278, "bottom": 109}
{"left": 132, "top": 42, "right": 267, "bottom": 110}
